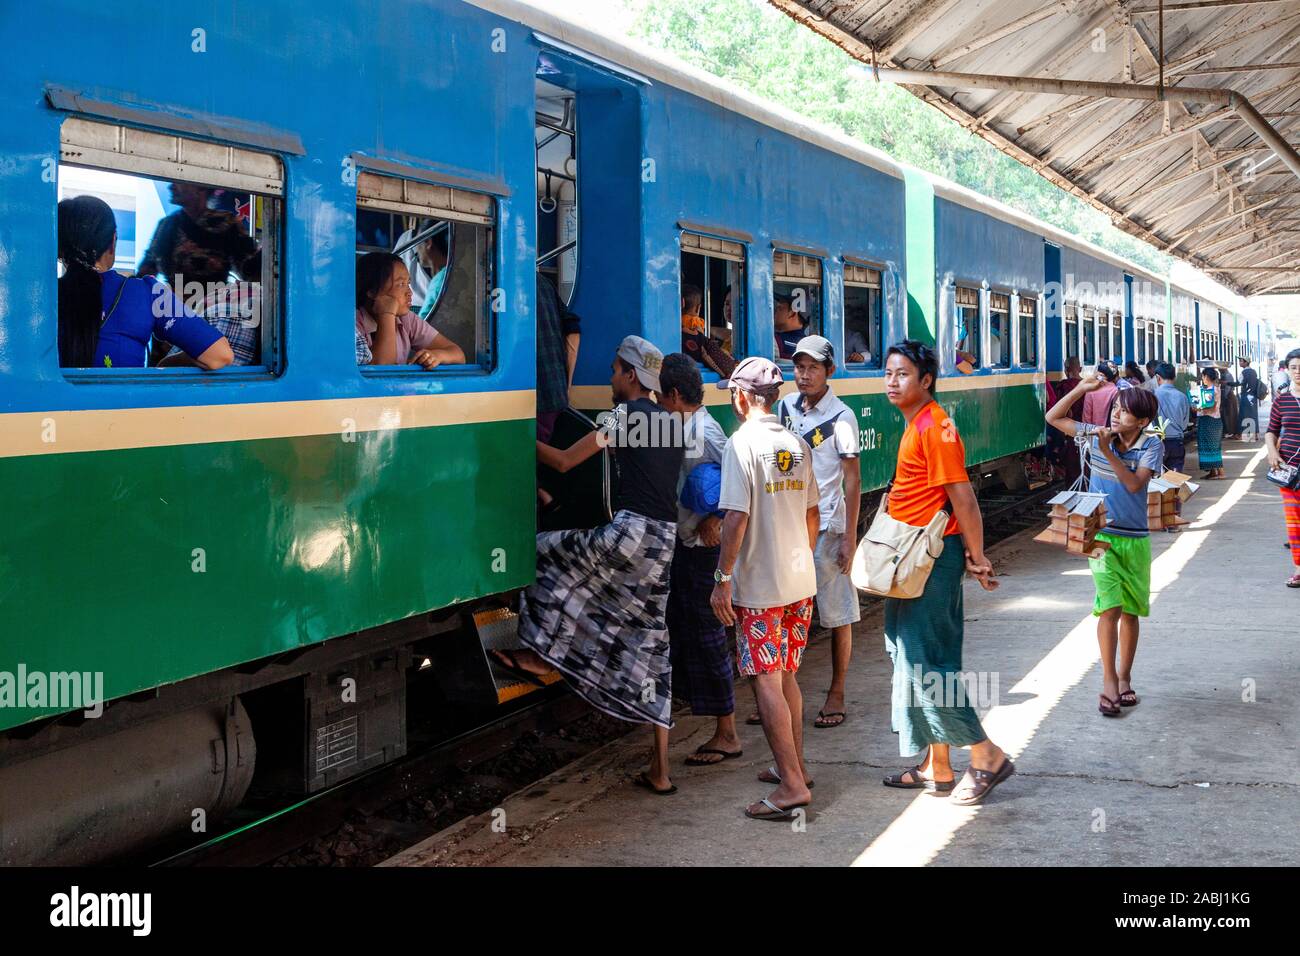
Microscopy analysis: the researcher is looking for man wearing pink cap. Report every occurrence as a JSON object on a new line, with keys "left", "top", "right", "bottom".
{"left": 710, "top": 357, "right": 820, "bottom": 821}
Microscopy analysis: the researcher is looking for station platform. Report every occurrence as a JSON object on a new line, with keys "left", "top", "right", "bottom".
{"left": 384, "top": 438, "right": 1297, "bottom": 867}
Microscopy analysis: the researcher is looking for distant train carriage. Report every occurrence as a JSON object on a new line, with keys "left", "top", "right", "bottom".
{"left": 0, "top": 0, "right": 1255, "bottom": 863}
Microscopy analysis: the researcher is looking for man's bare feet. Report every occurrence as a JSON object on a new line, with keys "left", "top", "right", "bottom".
{"left": 684, "top": 731, "right": 743, "bottom": 765}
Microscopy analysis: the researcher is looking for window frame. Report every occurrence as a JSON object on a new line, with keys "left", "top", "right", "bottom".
{"left": 954, "top": 284, "right": 982, "bottom": 370}
{"left": 1081, "top": 306, "right": 1097, "bottom": 365}
{"left": 56, "top": 116, "right": 285, "bottom": 383}
{"left": 987, "top": 290, "right": 1012, "bottom": 370}
{"left": 354, "top": 168, "right": 498, "bottom": 377}
{"left": 772, "top": 248, "right": 824, "bottom": 360}
{"left": 680, "top": 229, "right": 747, "bottom": 372}
{"left": 842, "top": 258, "right": 884, "bottom": 370}
{"left": 1016, "top": 292, "right": 1039, "bottom": 369}
{"left": 1064, "top": 302, "right": 1079, "bottom": 364}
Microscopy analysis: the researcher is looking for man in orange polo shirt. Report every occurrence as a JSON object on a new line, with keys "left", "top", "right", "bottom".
{"left": 878, "top": 340, "right": 1015, "bottom": 807}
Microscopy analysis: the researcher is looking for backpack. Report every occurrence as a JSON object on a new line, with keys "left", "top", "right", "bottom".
{"left": 1254, "top": 377, "right": 1268, "bottom": 401}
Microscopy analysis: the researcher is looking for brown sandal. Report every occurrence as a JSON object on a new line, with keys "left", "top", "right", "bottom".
{"left": 950, "top": 758, "right": 1015, "bottom": 806}
{"left": 1118, "top": 689, "right": 1139, "bottom": 707}
{"left": 1098, "top": 693, "right": 1121, "bottom": 717}
{"left": 882, "top": 765, "right": 955, "bottom": 792}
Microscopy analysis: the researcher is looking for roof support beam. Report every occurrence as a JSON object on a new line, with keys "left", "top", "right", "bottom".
{"left": 1130, "top": 1, "right": 1293, "bottom": 13}
{"left": 930, "top": 1, "right": 1078, "bottom": 68}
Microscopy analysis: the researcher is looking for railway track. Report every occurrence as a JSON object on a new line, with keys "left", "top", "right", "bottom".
{"left": 139, "top": 475, "right": 1061, "bottom": 868}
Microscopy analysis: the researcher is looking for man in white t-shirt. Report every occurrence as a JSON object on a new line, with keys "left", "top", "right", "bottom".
{"left": 710, "top": 357, "right": 819, "bottom": 821}
{"left": 778, "top": 335, "right": 861, "bottom": 731}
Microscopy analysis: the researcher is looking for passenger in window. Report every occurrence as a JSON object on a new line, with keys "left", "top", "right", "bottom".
{"left": 773, "top": 292, "right": 807, "bottom": 360}
{"left": 57, "top": 195, "right": 233, "bottom": 370}
{"left": 845, "top": 310, "right": 872, "bottom": 364}
{"left": 161, "top": 281, "right": 260, "bottom": 367}
{"left": 137, "top": 182, "right": 260, "bottom": 294}
{"left": 394, "top": 219, "right": 445, "bottom": 314}
{"left": 354, "top": 253, "right": 465, "bottom": 368}
{"left": 416, "top": 233, "right": 450, "bottom": 321}
{"left": 680, "top": 283, "right": 735, "bottom": 377}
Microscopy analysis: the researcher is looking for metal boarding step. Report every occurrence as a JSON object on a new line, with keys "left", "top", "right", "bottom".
{"left": 472, "top": 607, "right": 563, "bottom": 705}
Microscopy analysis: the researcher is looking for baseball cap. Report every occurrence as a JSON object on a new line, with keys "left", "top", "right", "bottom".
{"left": 616, "top": 335, "right": 664, "bottom": 393}
{"left": 717, "top": 355, "right": 784, "bottom": 391}
{"left": 792, "top": 334, "right": 834, "bottom": 364}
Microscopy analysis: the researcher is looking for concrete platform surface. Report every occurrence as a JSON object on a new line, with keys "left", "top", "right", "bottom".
{"left": 384, "top": 438, "right": 1297, "bottom": 867}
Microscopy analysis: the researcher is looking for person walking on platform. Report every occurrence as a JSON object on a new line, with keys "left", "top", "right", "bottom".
{"left": 1196, "top": 366, "right": 1225, "bottom": 479}
{"left": 491, "top": 336, "right": 685, "bottom": 794}
{"left": 777, "top": 335, "right": 862, "bottom": 731}
{"left": 1082, "top": 361, "right": 1120, "bottom": 426}
{"left": 1048, "top": 375, "right": 1162, "bottom": 717}
{"left": 1237, "top": 357, "right": 1261, "bottom": 440}
{"left": 657, "top": 354, "right": 743, "bottom": 767}
{"left": 1153, "top": 362, "right": 1191, "bottom": 528}
{"left": 1222, "top": 363, "right": 1242, "bottom": 441}
{"left": 709, "top": 357, "right": 820, "bottom": 821}
{"left": 878, "top": 341, "right": 1014, "bottom": 806}
{"left": 1266, "top": 349, "right": 1300, "bottom": 588}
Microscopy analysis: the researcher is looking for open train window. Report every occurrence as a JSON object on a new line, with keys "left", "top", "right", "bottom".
{"left": 1097, "top": 308, "right": 1111, "bottom": 362}
{"left": 681, "top": 231, "right": 745, "bottom": 371}
{"left": 773, "top": 250, "right": 822, "bottom": 360}
{"left": 955, "top": 285, "right": 981, "bottom": 370}
{"left": 355, "top": 170, "right": 494, "bottom": 371}
{"left": 56, "top": 117, "right": 282, "bottom": 374}
{"left": 1111, "top": 313, "right": 1123, "bottom": 362}
{"left": 1018, "top": 295, "right": 1038, "bottom": 368}
{"left": 1081, "top": 307, "right": 1096, "bottom": 365}
{"left": 1156, "top": 323, "right": 1165, "bottom": 364}
{"left": 988, "top": 292, "right": 1011, "bottom": 369}
{"left": 1135, "top": 318, "right": 1147, "bottom": 364}
{"left": 1145, "top": 321, "right": 1157, "bottom": 365}
{"left": 1064, "top": 303, "right": 1079, "bottom": 363}
{"left": 843, "top": 260, "right": 882, "bottom": 367}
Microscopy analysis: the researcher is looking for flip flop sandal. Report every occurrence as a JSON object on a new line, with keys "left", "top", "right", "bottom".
{"left": 685, "top": 746, "right": 743, "bottom": 766}
{"left": 1098, "top": 693, "right": 1122, "bottom": 717}
{"left": 1287, "top": 574, "right": 1300, "bottom": 589}
{"left": 882, "top": 765, "right": 954, "bottom": 793}
{"left": 632, "top": 772, "right": 677, "bottom": 796}
{"left": 744, "top": 797, "right": 809, "bottom": 821}
{"left": 745, "top": 713, "right": 763, "bottom": 726}
{"left": 488, "top": 649, "right": 547, "bottom": 687}
{"left": 1118, "top": 689, "right": 1139, "bottom": 707}
{"left": 813, "top": 710, "right": 846, "bottom": 729}
{"left": 757, "top": 766, "right": 815, "bottom": 788}
{"left": 949, "top": 758, "right": 1016, "bottom": 807}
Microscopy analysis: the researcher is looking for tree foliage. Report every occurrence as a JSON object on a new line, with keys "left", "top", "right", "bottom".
{"left": 617, "top": 0, "right": 1172, "bottom": 275}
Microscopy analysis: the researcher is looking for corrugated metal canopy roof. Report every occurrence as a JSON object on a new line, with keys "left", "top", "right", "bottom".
{"left": 769, "top": 0, "right": 1300, "bottom": 294}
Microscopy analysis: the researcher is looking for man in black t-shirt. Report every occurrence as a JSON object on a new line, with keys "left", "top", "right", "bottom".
{"left": 493, "top": 336, "right": 689, "bottom": 795}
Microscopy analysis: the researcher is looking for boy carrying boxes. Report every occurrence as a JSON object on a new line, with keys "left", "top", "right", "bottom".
{"left": 1047, "top": 373, "right": 1163, "bottom": 719}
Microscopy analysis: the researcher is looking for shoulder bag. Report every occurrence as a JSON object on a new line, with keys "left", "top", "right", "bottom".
{"left": 850, "top": 494, "right": 949, "bottom": 599}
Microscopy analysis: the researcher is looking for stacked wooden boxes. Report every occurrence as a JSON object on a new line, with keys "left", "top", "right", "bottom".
{"left": 1034, "top": 491, "right": 1111, "bottom": 558}
{"left": 1147, "top": 470, "right": 1198, "bottom": 530}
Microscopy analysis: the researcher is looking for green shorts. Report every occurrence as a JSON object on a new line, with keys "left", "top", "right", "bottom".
{"left": 1089, "top": 532, "right": 1152, "bottom": 617}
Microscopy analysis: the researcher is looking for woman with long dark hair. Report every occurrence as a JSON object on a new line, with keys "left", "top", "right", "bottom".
{"left": 57, "top": 195, "right": 233, "bottom": 369}
{"left": 1197, "top": 366, "right": 1224, "bottom": 479}
{"left": 353, "top": 252, "right": 464, "bottom": 368}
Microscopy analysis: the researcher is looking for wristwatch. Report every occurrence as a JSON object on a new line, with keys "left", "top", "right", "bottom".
{"left": 713, "top": 568, "right": 732, "bottom": 584}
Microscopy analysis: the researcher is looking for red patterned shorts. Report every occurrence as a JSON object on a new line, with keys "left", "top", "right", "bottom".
{"left": 734, "top": 598, "right": 814, "bottom": 676}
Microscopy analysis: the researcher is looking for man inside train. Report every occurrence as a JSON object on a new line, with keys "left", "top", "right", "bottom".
{"left": 393, "top": 218, "right": 447, "bottom": 314}
{"left": 774, "top": 291, "right": 807, "bottom": 360}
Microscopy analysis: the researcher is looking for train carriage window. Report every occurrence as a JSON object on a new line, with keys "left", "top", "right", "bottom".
{"left": 773, "top": 250, "right": 822, "bottom": 359}
{"left": 1146, "top": 321, "right": 1157, "bottom": 365}
{"left": 843, "top": 260, "right": 882, "bottom": 367}
{"left": 1110, "top": 312, "right": 1122, "bottom": 362}
{"left": 56, "top": 117, "right": 282, "bottom": 372}
{"left": 955, "top": 285, "right": 981, "bottom": 369}
{"left": 355, "top": 171, "right": 494, "bottom": 370}
{"left": 1082, "top": 307, "right": 1096, "bottom": 365}
{"left": 1135, "top": 318, "right": 1147, "bottom": 365}
{"left": 1064, "top": 303, "right": 1079, "bottom": 363}
{"left": 1018, "top": 295, "right": 1038, "bottom": 368}
{"left": 681, "top": 231, "right": 745, "bottom": 371}
{"left": 988, "top": 292, "right": 1011, "bottom": 369}
{"left": 1097, "top": 307, "right": 1111, "bottom": 362}
{"left": 1156, "top": 323, "right": 1165, "bottom": 363}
